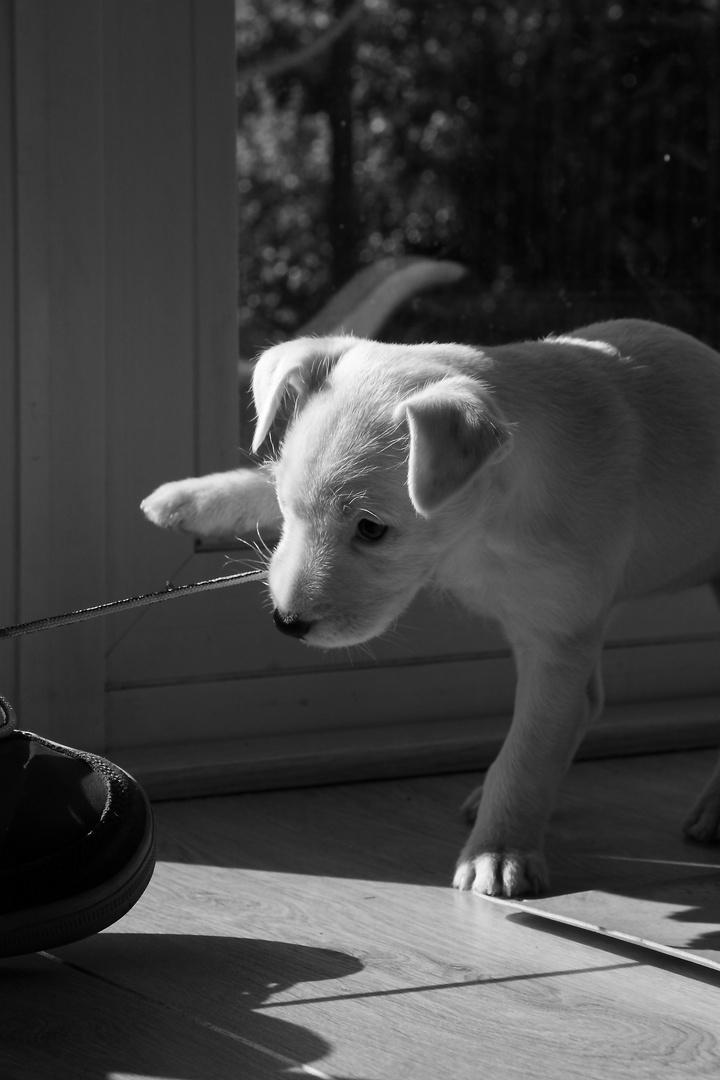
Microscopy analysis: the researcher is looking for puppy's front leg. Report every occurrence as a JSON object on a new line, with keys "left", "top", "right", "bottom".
{"left": 141, "top": 466, "right": 282, "bottom": 539}
{"left": 454, "top": 627, "right": 606, "bottom": 898}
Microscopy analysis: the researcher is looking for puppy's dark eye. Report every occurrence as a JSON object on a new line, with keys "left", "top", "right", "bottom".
{"left": 356, "top": 518, "right": 388, "bottom": 543}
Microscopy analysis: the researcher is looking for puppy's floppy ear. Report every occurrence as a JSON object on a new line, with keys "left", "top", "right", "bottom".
{"left": 394, "top": 376, "right": 513, "bottom": 517}
{"left": 251, "top": 335, "right": 357, "bottom": 453}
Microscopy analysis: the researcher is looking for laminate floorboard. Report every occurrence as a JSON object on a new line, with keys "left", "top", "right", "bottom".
{"left": 3, "top": 748, "right": 720, "bottom": 1079}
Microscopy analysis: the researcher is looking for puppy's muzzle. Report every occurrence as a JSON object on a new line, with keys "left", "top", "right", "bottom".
{"left": 272, "top": 609, "right": 314, "bottom": 639}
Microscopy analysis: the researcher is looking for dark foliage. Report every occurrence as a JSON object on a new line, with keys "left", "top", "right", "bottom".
{"left": 236, "top": 0, "right": 720, "bottom": 347}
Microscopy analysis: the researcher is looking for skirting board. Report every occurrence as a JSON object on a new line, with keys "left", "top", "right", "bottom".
{"left": 109, "top": 695, "right": 720, "bottom": 801}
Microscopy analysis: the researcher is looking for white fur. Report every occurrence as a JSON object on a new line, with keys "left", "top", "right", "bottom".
{"left": 142, "top": 320, "right": 720, "bottom": 898}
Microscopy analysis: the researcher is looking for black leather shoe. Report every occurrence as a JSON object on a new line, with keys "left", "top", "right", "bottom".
{"left": 0, "top": 695, "right": 155, "bottom": 958}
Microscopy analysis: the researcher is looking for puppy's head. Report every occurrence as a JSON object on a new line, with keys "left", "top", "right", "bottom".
{"left": 253, "top": 336, "right": 512, "bottom": 647}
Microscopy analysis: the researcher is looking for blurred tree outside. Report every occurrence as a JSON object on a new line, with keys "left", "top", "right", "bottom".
{"left": 236, "top": 0, "right": 720, "bottom": 351}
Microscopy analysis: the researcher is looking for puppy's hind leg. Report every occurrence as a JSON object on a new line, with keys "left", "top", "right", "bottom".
{"left": 682, "top": 577, "right": 720, "bottom": 843}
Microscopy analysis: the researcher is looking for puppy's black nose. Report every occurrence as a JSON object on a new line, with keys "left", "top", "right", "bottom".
{"left": 273, "top": 609, "right": 313, "bottom": 639}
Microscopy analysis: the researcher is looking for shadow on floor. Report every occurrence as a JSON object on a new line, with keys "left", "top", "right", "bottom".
{"left": 0, "top": 935, "right": 364, "bottom": 1080}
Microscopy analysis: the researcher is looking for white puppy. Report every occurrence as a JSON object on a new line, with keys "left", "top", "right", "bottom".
{"left": 142, "top": 319, "right": 720, "bottom": 897}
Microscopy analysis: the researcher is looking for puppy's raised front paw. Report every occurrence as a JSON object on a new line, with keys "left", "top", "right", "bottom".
{"left": 142, "top": 468, "right": 282, "bottom": 539}
{"left": 141, "top": 479, "right": 210, "bottom": 533}
{"left": 453, "top": 849, "right": 549, "bottom": 898}
{"left": 141, "top": 476, "right": 251, "bottom": 538}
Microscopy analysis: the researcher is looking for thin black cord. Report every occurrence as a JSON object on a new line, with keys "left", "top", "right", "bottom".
{"left": 0, "top": 568, "right": 267, "bottom": 639}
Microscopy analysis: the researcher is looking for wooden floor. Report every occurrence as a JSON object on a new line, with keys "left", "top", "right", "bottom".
{"left": 3, "top": 748, "right": 720, "bottom": 1079}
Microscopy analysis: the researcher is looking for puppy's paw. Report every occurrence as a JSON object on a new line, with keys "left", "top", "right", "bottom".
{"left": 142, "top": 469, "right": 280, "bottom": 539}
{"left": 682, "top": 794, "right": 720, "bottom": 843}
{"left": 141, "top": 478, "right": 221, "bottom": 534}
{"left": 453, "top": 848, "right": 549, "bottom": 898}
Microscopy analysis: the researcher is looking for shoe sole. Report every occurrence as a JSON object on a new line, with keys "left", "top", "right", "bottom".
{"left": 0, "top": 788, "right": 156, "bottom": 959}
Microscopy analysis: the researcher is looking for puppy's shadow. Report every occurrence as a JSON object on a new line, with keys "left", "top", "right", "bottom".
{"left": 1, "top": 934, "right": 364, "bottom": 1079}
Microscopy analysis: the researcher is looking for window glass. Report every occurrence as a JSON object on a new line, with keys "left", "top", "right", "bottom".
{"left": 236, "top": 0, "right": 719, "bottom": 367}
